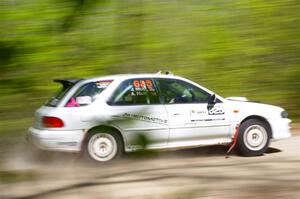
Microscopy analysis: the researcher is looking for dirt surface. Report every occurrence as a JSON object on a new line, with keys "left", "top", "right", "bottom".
{"left": 291, "top": 124, "right": 300, "bottom": 135}
{"left": 0, "top": 135, "right": 299, "bottom": 199}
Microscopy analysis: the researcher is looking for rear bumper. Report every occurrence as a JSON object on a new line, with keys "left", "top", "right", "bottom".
{"left": 269, "top": 118, "right": 292, "bottom": 141}
{"left": 27, "top": 127, "right": 85, "bottom": 152}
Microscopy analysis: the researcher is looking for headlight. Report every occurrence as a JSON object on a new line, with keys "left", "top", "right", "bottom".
{"left": 281, "top": 110, "right": 288, "bottom": 118}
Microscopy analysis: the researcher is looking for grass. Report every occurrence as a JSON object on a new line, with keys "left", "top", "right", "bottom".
{"left": 0, "top": 170, "right": 38, "bottom": 184}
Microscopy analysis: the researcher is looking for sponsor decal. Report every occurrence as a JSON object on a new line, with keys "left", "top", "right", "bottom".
{"left": 191, "top": 118, "right": 225, "bottom": 122}
{"left": 207, "top": 105, "right": 225, "bottom": 115}
{"left": 122, "top": 113, "right": 168, "bottom": 125}
{"left": 189, "top": 106, "right": 225, "bottom": 122}
{"left": 190, "top": 109, "right": 207, "bottom": 116}
{"left": 96, "top": 80, "right": 112, "bottom": 88}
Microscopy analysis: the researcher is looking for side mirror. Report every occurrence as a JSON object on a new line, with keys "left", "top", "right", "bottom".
{"left": 209, "top": 94, "right": 217, "bottom": 104}
{"left": 76, "top": 96, "right": 92, "bottom": 105}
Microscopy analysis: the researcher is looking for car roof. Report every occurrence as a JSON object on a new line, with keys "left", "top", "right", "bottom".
{"left": 80, "top": 73, "right": 184, "bottom": 83}
{"left": 56, "top": 72, "right": 225, "bottom": 102}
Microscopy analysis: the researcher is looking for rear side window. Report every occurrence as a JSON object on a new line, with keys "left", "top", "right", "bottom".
{"left": 65, "top": 80, "right": 112, "bottom": 107}
{"left": 45, "top": 85, "right": 74, "bottom": 107}
{"left": 108, "top": 79, "right": 160, "bottom": 105}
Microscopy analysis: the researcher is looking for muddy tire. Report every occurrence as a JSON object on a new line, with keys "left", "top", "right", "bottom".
{"left": 83, "top": 129, "right": 123, "bottom": 162}
{"left": 236, "top": 119, "right": 271, "bottom": 156}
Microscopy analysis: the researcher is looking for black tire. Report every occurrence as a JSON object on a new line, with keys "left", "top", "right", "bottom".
{"left": 83, "top": 128, "right": 124, "bottom": 162}
{"left": 236, "top": 119, "right": 271, "bottom": 156}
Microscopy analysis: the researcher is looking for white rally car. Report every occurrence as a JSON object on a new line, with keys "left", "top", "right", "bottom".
{"left": 28, "top": 72, "right": 291, "bottom": 162}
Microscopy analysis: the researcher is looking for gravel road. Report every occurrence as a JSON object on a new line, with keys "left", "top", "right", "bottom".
{"left": 1, "top": 135, "right": 299, "bottom": 199}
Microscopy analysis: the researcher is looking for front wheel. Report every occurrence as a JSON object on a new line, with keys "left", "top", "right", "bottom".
{"left": 84, "top": 130, "right": 123, "bottom": 162}
{"left": 236, "top": 119, "right": 271, "bottom": 156}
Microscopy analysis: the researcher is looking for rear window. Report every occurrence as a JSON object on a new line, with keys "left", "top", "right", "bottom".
{"left": 45, "top": 80, "right": 112, "bottom": 107}
{"left": 65, "top": 80, "right": 113, "bottom": 107}
{"left": 45, "top": 86, "right": 73, "bottom": 107}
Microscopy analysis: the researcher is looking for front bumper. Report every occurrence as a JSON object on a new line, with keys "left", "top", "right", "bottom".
{"left": 269, "top": 118, "right": 292, "bottom": 141}
{"left": 27, "top": 127, "right": 85, "bottom": 152}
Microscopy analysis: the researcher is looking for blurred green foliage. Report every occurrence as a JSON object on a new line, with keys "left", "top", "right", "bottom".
{"left": 0, "top": 0, "right": 299, "bottom": 142}
{"left": 0, "top": 170, "right": 37, "bottom": 183}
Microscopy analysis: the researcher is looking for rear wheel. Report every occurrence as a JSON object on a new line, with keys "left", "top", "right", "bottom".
{"left": 236, "top": 119, "right": 271, "bottom": 156}
{"left": 84, "top": 129, "right": 123, "bottom": 162}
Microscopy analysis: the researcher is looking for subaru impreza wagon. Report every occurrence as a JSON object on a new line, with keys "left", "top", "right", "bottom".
{"left": 27, "top": 72, "right": 291, "bottom": 162}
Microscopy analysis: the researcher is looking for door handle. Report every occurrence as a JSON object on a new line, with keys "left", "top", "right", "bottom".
{"left": 173, "top": 113, "right": 181, "bottom": 116}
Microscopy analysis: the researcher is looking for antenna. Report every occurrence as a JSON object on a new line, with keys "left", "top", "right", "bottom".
{"left": 156, "top": 70, "right": 173, "bottom": 75}
{"left": 165, "top": 71, "right": 173, "bottom": 75}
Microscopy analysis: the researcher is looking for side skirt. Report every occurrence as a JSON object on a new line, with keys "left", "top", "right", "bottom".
{"left": 125, "top": 138, "right": 232, "bottom": 152}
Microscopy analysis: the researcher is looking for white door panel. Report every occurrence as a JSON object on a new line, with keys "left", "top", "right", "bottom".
{"left": 166, "top": 103, "right": 230, "bottom": 145}
{"left": 108, "top": 105, "right": 169, "bottom": 148}
{"left": 106, "top": 78, "right": 169, "bottom": 149}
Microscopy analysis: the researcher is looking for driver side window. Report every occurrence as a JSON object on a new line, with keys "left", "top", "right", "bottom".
{"left": 155, "top": 79, "right": 211, "bottom": 104}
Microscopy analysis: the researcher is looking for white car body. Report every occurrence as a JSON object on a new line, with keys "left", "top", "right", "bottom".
{"left": 28, "top": 73, "right": 291, "bottom": 154}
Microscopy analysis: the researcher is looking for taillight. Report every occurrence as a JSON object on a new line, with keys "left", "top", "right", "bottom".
{"left": 42, "top": 116, "right": 64, "bottom": 128}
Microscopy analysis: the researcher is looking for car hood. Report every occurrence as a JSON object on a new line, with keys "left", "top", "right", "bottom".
{"left": 225, "top": 97, "right": 284, "bottom": 120}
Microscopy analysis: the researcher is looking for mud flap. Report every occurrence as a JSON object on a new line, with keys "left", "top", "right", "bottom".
{"left": 226, "top": 124, "right": 240, "bottom": 158}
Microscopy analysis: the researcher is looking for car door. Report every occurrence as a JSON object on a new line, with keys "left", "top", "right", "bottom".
{"left": 154, "top": 78, "right": 230, "bottom": 147}
{"left": 106, "top": 78, "right": 169, "bottom": 150}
